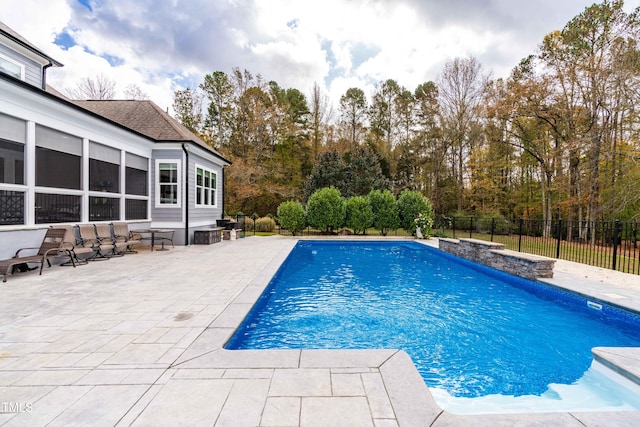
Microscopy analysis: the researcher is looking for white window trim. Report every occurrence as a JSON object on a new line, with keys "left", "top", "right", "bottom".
{"left": 0, "top": 53, "right": 25, "bottom": 80}
{"left": 155, "top": 159, "right": 181, "bottom": 208}
{"left": 195, "top": 163, "right": 217, "bottom": 208}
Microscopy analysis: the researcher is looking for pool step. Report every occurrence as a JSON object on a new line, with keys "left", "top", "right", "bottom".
{"left": 592, "top": 347, "right": 640, "bottom": 387}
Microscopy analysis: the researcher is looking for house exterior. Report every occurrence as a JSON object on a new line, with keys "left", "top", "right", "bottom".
{"left": 0, "top": 21, "right": 230, "bottom": 258}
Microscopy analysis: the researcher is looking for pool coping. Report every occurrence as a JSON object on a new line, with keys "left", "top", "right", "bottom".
{"left": 174, "top": 237, "right": 640, "bottom": 425}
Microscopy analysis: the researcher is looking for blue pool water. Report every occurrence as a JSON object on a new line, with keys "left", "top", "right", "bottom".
{"left": 226, "top": 241, "right": 640, "bottom": 411}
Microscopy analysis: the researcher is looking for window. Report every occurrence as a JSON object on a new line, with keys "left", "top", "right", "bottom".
{"left": 156, "top": 160, "right": 180, "bottom": 207}
{"left": 0, "top": 54, "right": 24, "bottom": 80}
{"left": 35, "top": 126, "right": 82, "bottom": 190}
{"left": 89, "top": 142, "right": 120, "bottom": 193}
{"left": 196, "top": 165, "right": 217, "bottom": 207}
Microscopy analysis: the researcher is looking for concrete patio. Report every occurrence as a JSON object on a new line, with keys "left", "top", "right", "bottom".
{"left": 0, "top": 236, "right": 639, "bottom": 426}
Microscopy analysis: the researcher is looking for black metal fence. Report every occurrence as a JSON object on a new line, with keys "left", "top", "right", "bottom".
{"left": 238, "top": 214, "right": 412, "bottom": 238}
{"left": 234, "top": 214, "right": 639, "bottom": 275}
{"left": 434, "top": 216, "right": 640, "bottom": 275}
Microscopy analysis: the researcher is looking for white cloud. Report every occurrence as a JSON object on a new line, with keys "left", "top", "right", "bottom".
{"left": 4, "top": 0, "right": 638, "bottom": 115}
{"left": 330, "top": 41, "right": 353, "bottom": 73}
{"left": 2, "top": 0, "right": 71, "bottom": 47}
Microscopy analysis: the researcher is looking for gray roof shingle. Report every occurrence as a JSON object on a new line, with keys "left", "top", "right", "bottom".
{"left": 73, "top": 100, "right": 228, "bottom": 163}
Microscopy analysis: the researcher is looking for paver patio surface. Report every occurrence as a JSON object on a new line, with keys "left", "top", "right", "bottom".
{"left": 0, "top": 236, "right": 639, "bottom": 426}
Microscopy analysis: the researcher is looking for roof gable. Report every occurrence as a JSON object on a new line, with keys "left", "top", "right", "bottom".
{"left": 0, "top": 21, "right": 63, "bottom": 67}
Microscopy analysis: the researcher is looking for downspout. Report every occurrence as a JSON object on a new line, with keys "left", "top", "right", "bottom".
{"left": 181, "top": 143, "right": 190, "bottom": 246}
{"left": 221, "top": 166, "right": 225, "bottom": 220}
{"left": 42, "top": 62, "right": 53, "bottom": 90}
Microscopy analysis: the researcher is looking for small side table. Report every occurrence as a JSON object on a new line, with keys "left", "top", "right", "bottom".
{"left": 139, "top": 229, "right": 175, "bottom": 251}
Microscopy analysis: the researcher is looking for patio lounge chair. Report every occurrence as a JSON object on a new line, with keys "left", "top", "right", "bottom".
{"left": 0, "top": 228, "right": 75, "bottom": 282}
{"left": 78, "top": 224, "right": 114, "bottom": 260}
{"left": 58, "top": 225, "right": 94, "bottom": 265}
{"left": 95, "top": 223, "right": 127, "bottom": 256}
{"left": 112, "top": 222, "right": 142, "bottom": 254}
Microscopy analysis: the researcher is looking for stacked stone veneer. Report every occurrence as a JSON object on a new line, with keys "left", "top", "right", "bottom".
{"left": 438, "top": 238, "right": 555, "bottom": 280}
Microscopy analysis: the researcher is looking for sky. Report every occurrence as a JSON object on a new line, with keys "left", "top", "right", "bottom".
{"left": 3, "top": 0, "right": 640, "bottom": 114}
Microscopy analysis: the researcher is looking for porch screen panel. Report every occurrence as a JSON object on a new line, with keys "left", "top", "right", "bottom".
{"left": 0, "top": 113, "right": 26, "bottom": 143}
{"left": 35, "top": 193, "right": 81, "bottom": 224}
{"left": 0, "top": 190, "right": 24, "bottom": 225}
{"left": 125, "top": 153, "right": 148, "bottom": 196}
{"left": 89, "top": 196, "right": 120, "bottom": 221}
{"left": 0, "top": 114, "right": 26, "bottom": 185}
{"left": 89, "top": 142, "right": 120, "bottom": 193}
{"left": 0, "top": 139, "right": 24, "bottom": 184}
{"left": 35, "top": 125, "right": 81, "bottom": 190}
{"left": 125, "top": 199, "right": 147, "bottom": 220}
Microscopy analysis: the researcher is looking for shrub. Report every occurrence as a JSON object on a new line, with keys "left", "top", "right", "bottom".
{"left": 397, "top": 190, "right": 434, "bottom": 235}
{"left": 277, "top": 200, "right": 306, "bottom": 235}
{"left": 306, "top": 186, "right": 346, "bottom": 234}
{"left": 254, "top": 217, "right": 276, "bottom": 232}
{"left": 244, "top": 217, "right": 255, "bottom": 232}
{"left": 369, "top": 189, "right": 399, "bottom": 236}
{"left": 414, "top": 212, "right": 433, "bottom": 237}
{"left": 345, "top": 196, "right": 373, "bottom": 235}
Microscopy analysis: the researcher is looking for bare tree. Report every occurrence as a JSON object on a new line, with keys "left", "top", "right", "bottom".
{"left": 124, "top": 83, "right": 148, "bottom": 100}
{"left": 309, "top": 82, "right": 333, "bottom": 158}
{"left": 67, "top": 73, "right": 116, "bottom": 100}
{"left": 339, "top": 87, "right": 368, "bottom": 150}
{"left": 437, "top": 56, "right": 487, "bottom": 211}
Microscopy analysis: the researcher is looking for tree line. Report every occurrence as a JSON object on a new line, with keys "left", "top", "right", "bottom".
{"left": 173, "top": 0, "right": 640, "bottom": 227}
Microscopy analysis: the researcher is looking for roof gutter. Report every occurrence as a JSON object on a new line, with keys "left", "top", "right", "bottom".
{"left": 182, "top": 142, "right": 190, "bottom": 246}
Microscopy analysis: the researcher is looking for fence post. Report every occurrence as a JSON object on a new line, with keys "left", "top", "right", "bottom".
{"left": 469, "top": 217, "right": 473, "bottom": 238}
{"left": 490, "top": 218, "right": 495, "bottom": 242}
{"left": 518, "top": 218, "right": 523, "bottom": 252}
{"left": 452, "top": 217, "right": 456, "bottom": 238}
{"left": 555, "top": 218, "right": 562, "bottom": 259}
{"left": 612, "top": 219, "right": 621, "bottom": 271}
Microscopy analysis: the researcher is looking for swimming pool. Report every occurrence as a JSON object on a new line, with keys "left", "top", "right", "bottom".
{"left": 226, "top": 240, "right": 640, "bottom": 413}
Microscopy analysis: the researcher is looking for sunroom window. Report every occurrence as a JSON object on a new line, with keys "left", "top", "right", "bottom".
{"left": 156, "top": 160, "right": 180, "bottom": 207}
{"left": 196, "top": 165, "right": 217, "bottom": 207}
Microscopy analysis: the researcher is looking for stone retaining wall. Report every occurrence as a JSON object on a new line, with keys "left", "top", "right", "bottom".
{"left": 438, "top": 238, "right": 555, "bottom": 280}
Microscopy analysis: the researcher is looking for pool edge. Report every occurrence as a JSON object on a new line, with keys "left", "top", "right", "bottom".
{"left": 221, "top": 237, "right": 640, "bottom": 423}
